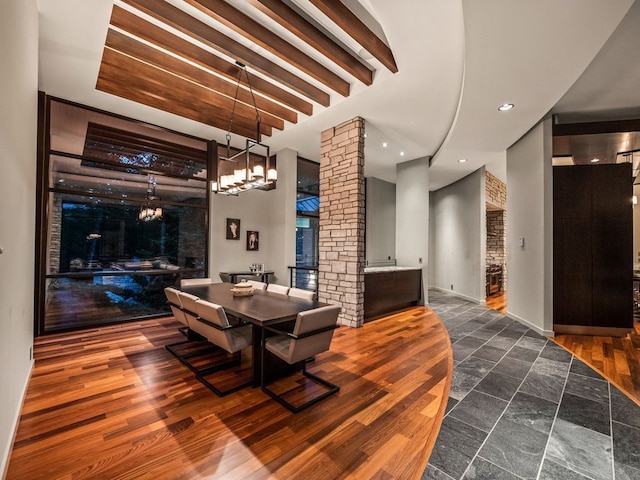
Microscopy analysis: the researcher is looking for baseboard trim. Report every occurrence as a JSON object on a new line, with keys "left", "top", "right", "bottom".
{"left": 428, "top": 288, "right": 556, "bottom": 338}
{"left": 506, "top": 312, "right": 555, "bottom": 338}
{"left": 553, "top": 324, "right": 632, "bottom": 338}
{"left": 429, "top": 287, "right": 483, "bottom": 305}
{"left": 1, "top": 358, "right": 33, "bottom": 479}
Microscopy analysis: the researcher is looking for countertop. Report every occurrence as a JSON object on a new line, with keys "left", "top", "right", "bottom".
{"left": 364, "top": 265, "right": 422, "bottom": 273}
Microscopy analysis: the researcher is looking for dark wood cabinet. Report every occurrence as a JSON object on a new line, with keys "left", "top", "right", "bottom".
{"left": 364, "top": 268, "right": 422, "bottom": 321}
{"left": 553, "top": 164, "right": 633, "bottom": 335}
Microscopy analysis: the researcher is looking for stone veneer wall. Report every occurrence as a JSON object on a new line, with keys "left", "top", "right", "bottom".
{"left": 486, "top": 171, "right": 507, "bottom": 291}
{"left": 49, "top": 195, "right": 62, "bottom": 274}
{"left": 178, "top": 205, "right": 206, "bottom": 269}
{"left": 487, "top": 210, "right": 507, "bottom": 290}
{"left": 318, "top": 117, "right": 365, "bottom": 327}
{"left": 486, "top": 170, "right": 506, "bottom": 210}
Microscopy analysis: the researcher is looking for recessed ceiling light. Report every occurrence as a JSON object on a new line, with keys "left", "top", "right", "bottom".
{"left": 382, "top": 142, "right": 388, "bottom": 148}
{"left": 458, "top": 158, "right": 468, "bottom": 163}
{"left": 591, "top": 158, "right": 600, "bottom": 163}
{"left": 400, "top": 151, "right": 405, "bottom": 157}
{"left": 498, "top": 103, "right": 514, "bottom": 111}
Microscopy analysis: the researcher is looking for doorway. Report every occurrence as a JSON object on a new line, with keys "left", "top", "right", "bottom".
{"left": 485, "top": 171, "right": 507, "bottom": 314}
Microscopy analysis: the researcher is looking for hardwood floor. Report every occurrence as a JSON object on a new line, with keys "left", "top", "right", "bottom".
{"left": 553, "top": 320, "right": 640, "bottom": 405}
{"left": 6, "top": 307, "right": 452, "bottom": 480}
{"left": 485, "top": 291, "right": 506, "bottom": 314}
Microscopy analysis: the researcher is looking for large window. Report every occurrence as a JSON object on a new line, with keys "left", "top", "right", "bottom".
{"left": 38, "top": 98, "right": 210, "bottom": 333}
{"left": 294, "top": 158, "right": 319, "bottom": 290}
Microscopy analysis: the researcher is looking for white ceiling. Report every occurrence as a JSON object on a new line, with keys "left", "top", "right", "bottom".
{"left": 37, "top": 0, "right": 639, "bottom": 190}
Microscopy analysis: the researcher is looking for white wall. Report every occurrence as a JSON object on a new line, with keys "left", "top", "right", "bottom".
{"left": 365, "top": 177, "right": 396, "bottom": 265}
{"left": 396, "top": 157, "right": 429, "bottom": 303}
{"left": 265, "top": 149, "right": 298, "bottom": 284}
{"left": 506, "top": 119, "right": 554, "bottom": 336}
{"left": 209, "top": 149, "right": 297, "bottom": 286}
{"left": 429, "top": 167, "right": 485, "bottom": 302}
{"left": 0, "top": 0, "right": 38, "bottom": 473}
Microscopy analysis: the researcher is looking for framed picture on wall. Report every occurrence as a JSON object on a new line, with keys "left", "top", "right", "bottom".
{"left": 247, "top": 231, "right": 259, "bottom": 251}
{"left": 226, "top": 218, "right": 240, "bottom": 240}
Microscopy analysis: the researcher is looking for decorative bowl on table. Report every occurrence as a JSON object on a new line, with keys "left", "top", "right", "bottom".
{"left": 231, "top": 282, "right": 254, "bottom": 297}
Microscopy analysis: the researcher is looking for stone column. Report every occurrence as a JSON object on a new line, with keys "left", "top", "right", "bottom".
{"left": 318, "top": 117, "right": 365, "bottom": 327}
{"left": 49, "top": 194, "right": 62, "bottom": 273}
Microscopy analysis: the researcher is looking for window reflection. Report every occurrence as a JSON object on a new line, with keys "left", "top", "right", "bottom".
{"left": 41, "top": 98, "right": 209, "bottom": 333}
{"left": 295, "top": 158, "right": 319, "bottom": 291}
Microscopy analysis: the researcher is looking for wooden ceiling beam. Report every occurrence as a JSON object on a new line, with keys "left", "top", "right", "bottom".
{"left": 83, "top": 123, "right": 208, "bottom": 164}
{"left": 184, "top": 0, "right": 351, "bottom": 96}
{"left": 95, "top": 43, "right": 283, "bottom": 132}
{"left": 248, "top": 0, "right": 372, "bottom": 86}
{"left": 121, "top": 0, "right": 331, "bottom": 106}
{"left": 98, "top": 49, "right": 272, "bottom": 138}
{"left": 110, "top": 6, "right": 312, "bottom": 116}
{"left": 309, "top": 0, "right": 398, "bottom": 73}
{"left": 79, "top": 155, "right": 203, "bottom": 179}
{"left": 81, "top": 147, "right": 205, "bottom": 177}
{"left": 97, "top": 75, "right": 267, "bottom": 140}
{"left": 105, "top": 29, "right": 296, "bottom": 125}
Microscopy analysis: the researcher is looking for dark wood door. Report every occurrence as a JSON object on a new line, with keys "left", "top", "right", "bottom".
{"left": 553, "top": 163, "right": 632, "bottom": 330}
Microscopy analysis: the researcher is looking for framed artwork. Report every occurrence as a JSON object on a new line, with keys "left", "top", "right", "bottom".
{"left": 246, "top": 231, "right": 259, "bottom": 251}
{"left": 226, "top": 218, "right": 240, "bottom": 240}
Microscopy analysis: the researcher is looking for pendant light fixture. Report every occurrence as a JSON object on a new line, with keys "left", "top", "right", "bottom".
{"left": 212, "top": 62, "right": 277, "bottom": 196}
{"left": 138, "top": 174, "right": 163, "bottom": 221}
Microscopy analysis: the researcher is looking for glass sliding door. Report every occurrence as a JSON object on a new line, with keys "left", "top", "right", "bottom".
{"left": 38, "top": 98, "right": 211, "bottom": 333}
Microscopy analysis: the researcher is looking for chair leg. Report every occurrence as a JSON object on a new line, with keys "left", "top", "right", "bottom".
{"left": 261, "top": 361, "right": 339, "bottom": 413}
{"left": 165, "top": 340, "right": 220, "bottom": 374}
{"left": 166, "top": 328, "right": 232, "bottom": 374}
{"left": 196, "top": 350, "right": 252, "bottom": 396}
{"left": 197, "top": 350, "right": 242, "bottom": 375}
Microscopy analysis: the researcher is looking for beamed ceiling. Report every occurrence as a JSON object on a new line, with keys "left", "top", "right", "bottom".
{"left": 96, "top": 0, "right": 398, "bottom": 141}
{"left": 38, "top": 1, "right": 640, "bottom": 188}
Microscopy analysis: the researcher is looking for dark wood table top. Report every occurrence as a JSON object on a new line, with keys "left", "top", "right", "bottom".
{"left": 182, "top": 282, "right": 326, "bottom": 326}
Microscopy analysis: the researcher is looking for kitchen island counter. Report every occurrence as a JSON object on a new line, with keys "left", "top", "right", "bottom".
{"left": 364, "top": 266, "right": 422, "bottom": 321}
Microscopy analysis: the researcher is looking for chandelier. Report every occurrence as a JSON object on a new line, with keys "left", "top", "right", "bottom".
{"left": 212, "top": 62, "right": 277, "bottom": 196}
{"left": 138, "top": 174, "right": 163, "bottom": 221}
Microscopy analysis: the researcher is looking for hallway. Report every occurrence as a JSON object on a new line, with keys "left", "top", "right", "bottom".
{"left": 424, "top": 289, "right": 640, "bottom": 480}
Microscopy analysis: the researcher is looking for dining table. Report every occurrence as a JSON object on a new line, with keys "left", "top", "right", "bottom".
{"left": 182, "top": 282, "right": 327, "bottom": 386}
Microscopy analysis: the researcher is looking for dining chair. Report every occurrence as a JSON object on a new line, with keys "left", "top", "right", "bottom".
{"left": 165, "top": 289, "right": 213, "bottom": 366}
{"left": 261, "top": 304, "right": 341, "bottom": 412}
{"left": 287, "top": 287, "right": 315, "bottom": 301}
{"left": 164, "top": 287, "right": 189, "bottom": 331}
{"left": 266, "top": 283, "right": 289, "bottom": 295}
{"left": 166, "top": 291, "right": 219, "bottom": 371}
{"left": 176, "top": 291, "right": 200, "bottom": 327}
{"left": 244, "top": 279, "right": 267, "bottom": 291}
{"left": 192, "top": 299, "right": 253, "bottom": 396}
{"left": 219, "top": 272, "right": 233, "bottom": 283}
{"left": 180, "top": 277, "right": 217, "bottom": 288}
{"left": 163, "top": 287, "right": 192, "bottom": 354}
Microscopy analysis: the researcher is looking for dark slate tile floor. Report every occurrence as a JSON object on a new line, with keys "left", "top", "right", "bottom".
{"left": 422, "top": 289, "right": 640, "bottom": 480}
